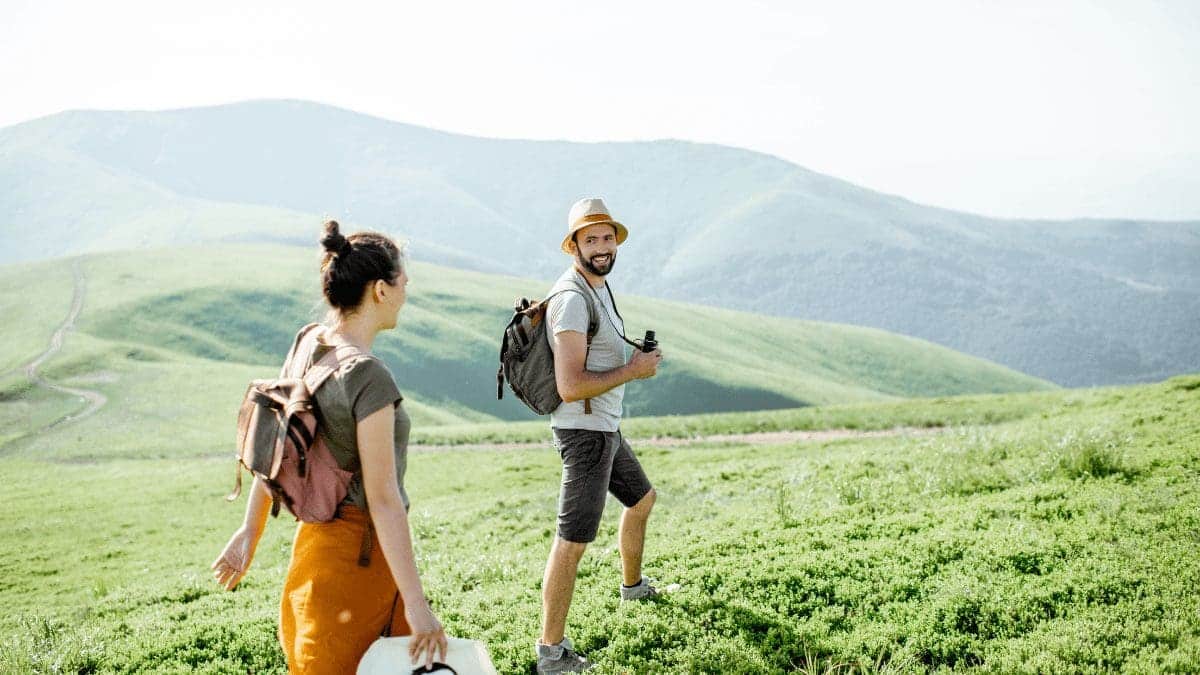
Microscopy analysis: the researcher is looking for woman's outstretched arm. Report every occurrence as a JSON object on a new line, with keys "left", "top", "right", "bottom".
{"left": 212, "top": 476, "right": 273, "bottom": 590}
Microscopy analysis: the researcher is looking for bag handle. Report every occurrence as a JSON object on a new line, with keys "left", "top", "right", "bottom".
{"left": 412, "top": 665, "right": 457, "bottom": 674}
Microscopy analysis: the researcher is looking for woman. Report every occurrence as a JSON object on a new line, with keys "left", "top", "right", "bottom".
{"left": 212, "top": 221, "right": 446, "bottom": 672}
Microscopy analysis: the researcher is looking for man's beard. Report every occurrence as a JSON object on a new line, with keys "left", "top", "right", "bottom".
{"left": 576, "top": 250, "right": 616, "bottom": 276}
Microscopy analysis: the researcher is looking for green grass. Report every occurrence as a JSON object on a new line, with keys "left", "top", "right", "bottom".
{"left": 1, "top": 375, "right": 1197, "bottom": 673}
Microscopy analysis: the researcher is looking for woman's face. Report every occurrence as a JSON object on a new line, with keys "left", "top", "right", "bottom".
{"left": 381, "top": 266, "right": 408, "bottom": 328}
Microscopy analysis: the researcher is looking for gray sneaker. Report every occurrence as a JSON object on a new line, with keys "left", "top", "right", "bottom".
{"left": 536, "top": 637, "right": 594, "bottom": 673}
{"left": 620, "top": 577, "right": 660, "bottom": 601}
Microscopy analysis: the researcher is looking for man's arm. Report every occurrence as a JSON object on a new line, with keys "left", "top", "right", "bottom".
{"left": 553, "top": 329, "right": 662, "bottom": 402}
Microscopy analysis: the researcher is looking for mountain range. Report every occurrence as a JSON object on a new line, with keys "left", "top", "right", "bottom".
{"left": 1, "top": 99, "right": 1195, "bottom": 386}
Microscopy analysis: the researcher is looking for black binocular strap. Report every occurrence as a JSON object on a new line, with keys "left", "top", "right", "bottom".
{"left": 584, "top": 280, "right": 642, "bottom": 351}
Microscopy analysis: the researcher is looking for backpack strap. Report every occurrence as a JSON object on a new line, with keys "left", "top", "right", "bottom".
{"left": 280, "top": 323, "right": 324, "bottom": 377}
{"left": 301, "top": 341, "right": 365, "bottom": 395}
{"left": 566, "top": 271, "right": 601, "bottom": 340}
{"left": 279, "top": 324, "right": 365, "bottom": 391}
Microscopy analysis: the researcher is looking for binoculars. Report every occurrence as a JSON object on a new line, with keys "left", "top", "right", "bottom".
{"left": 641, "top": 330, "right": 658, "bottom": 353}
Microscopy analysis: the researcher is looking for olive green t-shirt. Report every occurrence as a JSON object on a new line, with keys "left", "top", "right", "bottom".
{"left": 293, "top": 335, "right": 410, "bottom": 510}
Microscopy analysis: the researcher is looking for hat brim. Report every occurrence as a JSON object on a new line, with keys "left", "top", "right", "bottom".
{"left": 561, "top": 220, "right": 628, "bottom": 254}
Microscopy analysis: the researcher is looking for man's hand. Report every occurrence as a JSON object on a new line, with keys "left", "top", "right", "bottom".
{"left": 628, "top": 348, "right": 663, "bottom": 380}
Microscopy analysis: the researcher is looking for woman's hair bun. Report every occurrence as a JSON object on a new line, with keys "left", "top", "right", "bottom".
{"left": 318, "top": 223, "right": 403, "bottom": 312}
{"left": 320, "top": 220, "right": 353, "bottom": 257}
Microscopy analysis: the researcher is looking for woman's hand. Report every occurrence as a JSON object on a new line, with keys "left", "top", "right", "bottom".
{"left": 405, "top": 600, "right": 448, "bottom": 668}
{"left": 211, "top": 527, "right": 257, "bottom": 590}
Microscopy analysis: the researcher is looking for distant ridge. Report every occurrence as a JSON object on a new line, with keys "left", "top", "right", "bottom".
{"left": 1, "top": 99, "right": 1196, "bottom": 386}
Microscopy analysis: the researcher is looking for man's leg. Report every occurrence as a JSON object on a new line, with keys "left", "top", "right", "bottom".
{"left": 540, "top": 428, "right": 617, "bottom": 647}
{"left": 610, "top": 433, "right": 657, "bottom": 589}
{"left": 618, "top": 488, "right": 656, "bottom": 586}
{"left": 540, "top": 537, "right": 588, "bottom": 645}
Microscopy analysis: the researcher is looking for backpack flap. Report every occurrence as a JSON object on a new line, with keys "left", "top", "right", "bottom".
{"left": 228, "top": 380, "right": 291, "bottom": 501}
{"left": 497, "top": 300, "right": 544, "bottom": 399}
{"left": 253, "top": 382, "right": 303, "bottom": 475}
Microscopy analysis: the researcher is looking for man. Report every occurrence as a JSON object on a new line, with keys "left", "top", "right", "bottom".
{"left": 535, "top": 197, "right": 664, "bottom": 673}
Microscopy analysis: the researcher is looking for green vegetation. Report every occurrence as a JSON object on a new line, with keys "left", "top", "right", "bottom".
{"left": 3, "top": 242, "right": 1192, "bottom": 672}
{"left": 1, "top": 375, "right": 1197, "bottom": 672}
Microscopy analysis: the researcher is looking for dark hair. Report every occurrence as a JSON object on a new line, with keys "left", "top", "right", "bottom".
{"left": 319, "top": 220, "right": 403, "bottom": 312}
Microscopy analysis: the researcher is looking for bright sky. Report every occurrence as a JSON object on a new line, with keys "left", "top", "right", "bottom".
{"left": 2, "top": 0, "right": 1198, "bottom": 220}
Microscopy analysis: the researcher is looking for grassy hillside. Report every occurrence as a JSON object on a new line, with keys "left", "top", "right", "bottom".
{"left": 2, "top": 100, "right": 1197, "bottom": 387}
{"left": 0, "top": 245, "right": 1050, "bottom": 453}
{"left": 0, "top": 375, "right": 1195, "bottom": 672}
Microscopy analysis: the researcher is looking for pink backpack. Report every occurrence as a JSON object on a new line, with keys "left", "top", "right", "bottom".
{"left": 226, "top": 323, "right": 362, "bottom": 522}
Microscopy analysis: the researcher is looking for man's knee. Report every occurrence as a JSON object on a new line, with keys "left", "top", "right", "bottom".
{"left": 552, "top": 537, "right": 588, "bottom": 564}
{"left": 628, "top": 488, "right": 656, "bottom": 517}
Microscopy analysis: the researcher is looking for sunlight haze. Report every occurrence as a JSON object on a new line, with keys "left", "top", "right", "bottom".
{"left": 2, "top": 0, "right": 1197, "bottom": 220}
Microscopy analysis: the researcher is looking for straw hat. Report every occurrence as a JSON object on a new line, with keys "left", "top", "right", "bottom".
{"left": 561, "top": 197, "right": 629, "bottom": 254}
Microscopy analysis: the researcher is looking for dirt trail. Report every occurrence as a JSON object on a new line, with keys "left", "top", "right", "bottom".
{"left": 14, "top": 260, "right": 107, "bottom": 429}
{"left": 411, "top": 426, "right": 940, "bottom": 453}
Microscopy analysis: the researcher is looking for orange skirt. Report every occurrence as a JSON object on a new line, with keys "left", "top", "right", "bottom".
{"left": 279, "top": 506, "right": 410, "bottom": 674}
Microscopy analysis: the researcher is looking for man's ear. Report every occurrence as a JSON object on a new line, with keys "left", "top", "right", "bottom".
{"left": 566, "top": 239, "right": 578, "bottom": 255}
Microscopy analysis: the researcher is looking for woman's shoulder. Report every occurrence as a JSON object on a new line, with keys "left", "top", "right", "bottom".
{"left": 338, "top": 352, "right": 394, "bottom": 384}
{"left": 339, "top": 354, "right": 403, "bottom": 420}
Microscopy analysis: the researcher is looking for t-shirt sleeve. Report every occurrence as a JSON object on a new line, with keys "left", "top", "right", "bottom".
{"left": 548, "top": 291, "right": 591, "bottom": 336}
{"left": 345, "top": 357, "right": 403, "bottom": 422}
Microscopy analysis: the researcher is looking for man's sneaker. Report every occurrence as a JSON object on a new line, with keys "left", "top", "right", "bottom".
{"left": 620, "top": 577, "right": 660, "bottom": 601}
{"left": 536, "top": 637, "right": 594, "bottom": 673}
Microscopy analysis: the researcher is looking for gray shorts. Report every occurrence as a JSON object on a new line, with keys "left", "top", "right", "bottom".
{"left": 552, "top": 428, "right": 653, "bottom": 544}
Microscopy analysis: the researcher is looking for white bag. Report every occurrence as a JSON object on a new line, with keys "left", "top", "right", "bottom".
{"left": 357, "top": 636, "right": 498, "bottom": 675}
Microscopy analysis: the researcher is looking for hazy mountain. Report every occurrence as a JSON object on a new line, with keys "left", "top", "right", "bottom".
{"left": 1, "top": 99, "right": 1196, "bottom": 386}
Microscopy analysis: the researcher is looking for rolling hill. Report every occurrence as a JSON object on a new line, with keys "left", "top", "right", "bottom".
{"left": 1, "top": 100, "right": 1195, "bottom": 387}
{"left": 0, "top": 244, "right": 1052, "bottom": 461}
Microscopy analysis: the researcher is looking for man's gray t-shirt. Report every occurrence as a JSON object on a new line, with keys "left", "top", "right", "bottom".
{"left": 546, "top": 267, "right": 627, "bottom": 432}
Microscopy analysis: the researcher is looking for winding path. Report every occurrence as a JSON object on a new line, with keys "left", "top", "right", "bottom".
{"left": 12, "top": 260, "right": 107, "bottom": 430}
